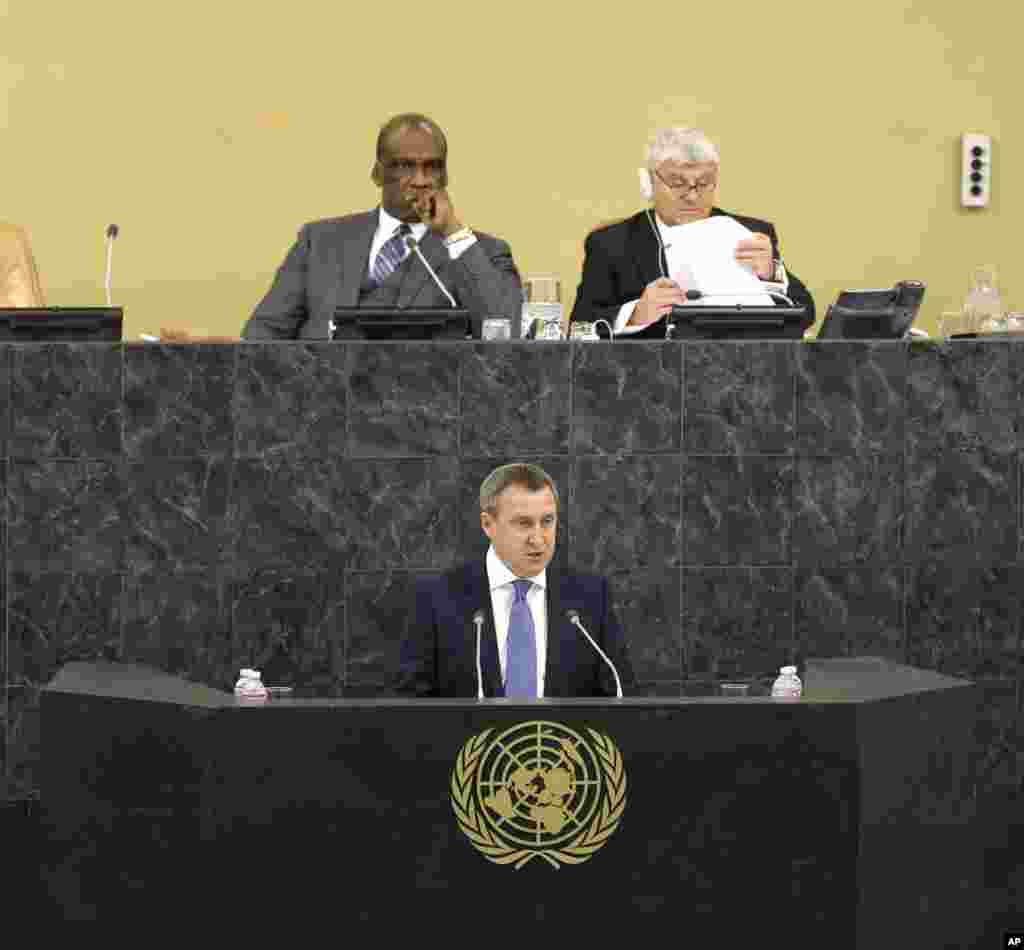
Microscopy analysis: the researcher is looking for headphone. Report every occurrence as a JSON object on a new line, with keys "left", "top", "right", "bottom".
{"left": 645, "top": 208, "right": 668, "bottom": 279}
{"left": 638, "top": 167, "right": 654, "bottom": 200}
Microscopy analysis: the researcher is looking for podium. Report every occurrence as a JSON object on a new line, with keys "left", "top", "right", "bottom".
{"left": 40, "top": 660, "right": 981, "bottom": 943}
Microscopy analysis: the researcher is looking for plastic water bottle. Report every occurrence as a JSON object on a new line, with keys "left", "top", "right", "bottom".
{"left": 234, "top": 668, "right": 268, "bottom": 699}
{"left": 771, "top": 665, "right": 802, "bottom": 699}
{"left": 963, "top": 267, "right": 1005, "bottom": 333}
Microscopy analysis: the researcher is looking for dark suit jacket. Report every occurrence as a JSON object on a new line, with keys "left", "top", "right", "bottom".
{"left": 569, "top": 207, "right": 815, "bottom": 339}
{"left": 243, "top": 210, "right": 523, "bottom": 339}
{"left": 396, "top": 561, "right": 636, "bottom": 698}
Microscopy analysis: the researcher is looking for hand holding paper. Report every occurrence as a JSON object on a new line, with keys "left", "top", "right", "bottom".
{"left": 665, "top": 216, "right": 774, "bottom": 306}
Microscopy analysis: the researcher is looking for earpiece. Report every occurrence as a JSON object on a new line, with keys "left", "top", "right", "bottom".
{"left": 645, "top": 209, "right": 668, "bottom": 279}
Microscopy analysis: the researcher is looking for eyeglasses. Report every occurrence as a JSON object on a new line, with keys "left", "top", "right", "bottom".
{"left": 653, "top": 167, "right": 717, "bottom": 197}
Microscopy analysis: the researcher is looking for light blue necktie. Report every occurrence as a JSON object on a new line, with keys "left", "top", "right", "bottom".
{"left": 505, "top": 579, "right": 537, "bottom": 698}
{"left": 369, "top": 223, "right": 411, "bottom": 285}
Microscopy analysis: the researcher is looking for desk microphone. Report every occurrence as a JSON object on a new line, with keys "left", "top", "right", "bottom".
{"left": 404, "top": 235, "right": 457, "bottom": 308}
{"left": 566, "top": 609, "right": 623, "bottom": 698}
{"left": 104, "top": 224, "right": 119, "bottom": 306}
{"left": 684, "top": 288, "right": 796, "bottom": 307}
{"left": 472, "top": 609, "right": 486, "bottom": 700}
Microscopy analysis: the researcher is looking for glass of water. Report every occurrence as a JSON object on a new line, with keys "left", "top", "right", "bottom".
{"left": 481, "top": 317, "right": 512, "bottom": 341}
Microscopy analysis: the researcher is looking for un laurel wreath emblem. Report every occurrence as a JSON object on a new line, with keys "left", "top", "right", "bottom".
{"left": 450, "top": 720, "right": 627, "bottom": 870}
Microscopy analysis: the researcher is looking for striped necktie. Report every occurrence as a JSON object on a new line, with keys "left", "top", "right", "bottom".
{"left": 369, "top": 223, "right": 412, "bottom": 285}
{"left": 504, "top": 579, "right": 537, "bottom": 698}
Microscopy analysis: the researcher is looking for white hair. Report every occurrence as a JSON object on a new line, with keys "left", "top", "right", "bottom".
{"left": 638, "top": 127, "right": 720, "bottom": 199}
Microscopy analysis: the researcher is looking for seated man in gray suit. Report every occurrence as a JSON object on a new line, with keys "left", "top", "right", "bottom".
{"left": 243, "top": 112, "right": 522, "bottom": 339}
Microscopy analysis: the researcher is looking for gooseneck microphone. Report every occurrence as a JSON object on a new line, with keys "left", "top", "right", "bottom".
{"left": 104, "top": 224, "right": 120, "bottom": 307}
{"left": 404, "top": 235, "right": 457, "bottom": 307}
{"left": 684, "top": 288, "right": 796, "bottom": 307}
{"left": 472, "top": 609, "right": 486, "bottom": 700}
{"left": 566, "top": 609, "right": 623, "bottom": 698}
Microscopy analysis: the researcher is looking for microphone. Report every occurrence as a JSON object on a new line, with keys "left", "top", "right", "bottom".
{"left": 566, "top": 609, "right": 623, "bottom": 699}
{"left": 104, "top": 224, "right": 119, "bottom": 307}
{"left": 472, "top": 609, "right": 485, "bottom": 700}
{"left": 404, "top": 235, "right": 457, "bottom": 308}
{"left": 684, "top": 288, "right": 796, "bottom": 307}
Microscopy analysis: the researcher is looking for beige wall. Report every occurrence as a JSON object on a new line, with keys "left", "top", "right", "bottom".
{"left": 1, "top": 0, "right": 1017, "bottom": 338}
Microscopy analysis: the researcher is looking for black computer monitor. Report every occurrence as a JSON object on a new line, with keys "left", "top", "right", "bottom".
{"left": 817, "top": 281, "right": 926, "bottom": 340}
{"left": 665, "top": 305, "right": 810, "bottom": 340}
{"left": 332, "top": 307, "right": 472, "bottom": 340}
{"left": 0, "top": 307, "right": 123, "bottom": 341}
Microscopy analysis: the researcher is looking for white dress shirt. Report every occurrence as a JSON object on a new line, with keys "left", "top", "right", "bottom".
{"left": 613, "top": 211, "right": 789, "bottom": 334}
{"left": 369, "top": 206, "right": 476, "bottom": 275}
{"left": 486, "top": 545, "right": 548, "bottom": 697}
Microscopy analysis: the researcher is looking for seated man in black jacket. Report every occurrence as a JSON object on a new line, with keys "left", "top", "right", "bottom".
{"left": 569, "top": 127, "right": 814, "bottom": 339}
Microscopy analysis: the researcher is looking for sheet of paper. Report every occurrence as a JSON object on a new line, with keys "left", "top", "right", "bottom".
{"left": 664, "top": 216, "right": 774, "bottom": 306}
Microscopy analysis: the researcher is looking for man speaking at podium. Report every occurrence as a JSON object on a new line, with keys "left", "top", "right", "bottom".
{"left": 397, "top": 464, "right": 635, "bottom": 698}
{"left": 242, "top": 113, "right": 522, "bottom": 339}
{"left": 569, "top": 126, "right": 814, "bottom": 339}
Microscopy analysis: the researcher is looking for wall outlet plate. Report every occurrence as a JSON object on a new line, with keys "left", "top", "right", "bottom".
{"left": 962, "top": 133, "right": 992, "bottom": 208}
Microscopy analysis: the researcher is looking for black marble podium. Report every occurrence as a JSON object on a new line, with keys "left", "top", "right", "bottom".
{"left": 41, "top": 659, "right": 980, "bottom": 944}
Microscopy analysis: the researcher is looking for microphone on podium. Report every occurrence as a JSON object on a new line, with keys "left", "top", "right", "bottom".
{"left": 684, "top": 288, "right": 796, "bottom": 307}
{"left": 104, "top": 224, "right": 120, "bottom": 306}
{"left": 566, "top": 609, "right": 623, "bottom": 698}
{"left": 404, "top": 235, "right": 457, "bottom": 308}
{"left": 472, "top": 609, "right": 486, "bottom": 700}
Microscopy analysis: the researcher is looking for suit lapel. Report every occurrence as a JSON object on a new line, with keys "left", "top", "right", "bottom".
{"left": 395, "top": 229, "right": 447, "bottom": 308}
{"left": 460, "top": 560, "right": 503, "bottom": 697}
{"left": 629, "top": 210, "right": 668, "bottom": 288}
{"left": 331, "top": 210, "right": 378, "bottom": 310}
{"left": 543, "top": 571, "right": 577, "bottom": 698}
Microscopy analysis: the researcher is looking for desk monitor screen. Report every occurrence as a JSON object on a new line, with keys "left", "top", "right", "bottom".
{"left": 817, "top": 280, "right": 926, "bottom": 340}
{"left": 0, "top": 307, "right": 123, "bottom": 341}
{"left": 666, "top": 305, "right": 809, "bottom": 340}
{"left": 332, "top": 307, "right": 471, "bottom": 340}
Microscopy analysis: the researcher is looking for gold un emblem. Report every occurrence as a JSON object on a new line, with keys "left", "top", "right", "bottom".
{"left": 450, "top": 720, "right": 627, "bottom": 869}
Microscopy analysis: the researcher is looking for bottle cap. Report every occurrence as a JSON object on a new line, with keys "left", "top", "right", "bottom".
{"left": 780, "top": 665, "right": 797, "bottom": 675}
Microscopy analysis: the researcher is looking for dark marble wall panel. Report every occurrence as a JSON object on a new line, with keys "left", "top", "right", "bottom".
{"left": 232, "top": 454, "right": 356, "bottom": 572}
{"left": 334, "top": 459, "right": 460, "bottom": 570}
{"left": 121, "top": 570, "right": 231, "bottom": 686}
{"left": 233, "top": 456, "right": 458, "bottom": 573}
{"left": 796, "top": 342, "right": 905, "bottom": 455}
{"left": 346, "top": 570, "right": 419, "bottom": 695}
{"left": 906, "top": 341, "right": 1021, "bottom": 455}
{"left": 572, "top": 455, "right": 682, "bottom": 571}
{"left": 123, "top": 457, "right": 232, "bottom": 570}
{"left": 348, "top": 343, "right": 460, "bottom": 457}
{"left": 572, "top": 344, "right": 681, "bottom": 454}
{"left": 795, "top": 568, "right": 905, "bottom": 663}
{"left": 683, "top": 567, "right": 794, "bottom": 678}
{"left": 684, "top": 456, "right": 793, "bottom": 565}
{"left": 0, "top": 344, "right": 10, "bottom": 455}
{"left": 235, "top": 343, "right": 347, "bottom": 458}
{"left": 608, "top": 569, "right": 682, "bottom": 682}
{"left": 460, "top": 344, "right": 571, "bottom": 457}
{"left": 905, "top": 450, "right": 1018, "bottom": 562}
{"left": 125, "top": 345, "right": 235, "bottom": 457}
{"left": 793, "top": 455, "right": 903, "bottom": 565}
{"left": 7, "top": 460, "right": 123, "bottom": 573}
{"left": 10, "top": 344, "right": 122, "bottom": 459}
{"left": 907, "top": 561, "right": 1022, "bottom": 679}
{"left": 684, "top": 342, "right": 794, "bottom": 454}
{"left": 5, "top": 572, "right": 123, "bottom": 687}
{"left": 457, "top": 457, "right": 570, "bottom": 570}
{"left": 231, "top": 570, "right": 343, "bottom": 696}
